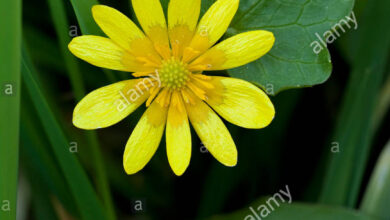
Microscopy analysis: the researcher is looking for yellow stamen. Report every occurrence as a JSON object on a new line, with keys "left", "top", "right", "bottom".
{"left": 156, "top": 88, "right": 170, "bottom": 107}
{"left": 154, "top": 43, "right": 172, "bottom": 60}
{"left": 171, "top": 91, "right": 186, "bottom": 113}
{"left": 180, "top": 88, "right": 195, "bottom": 105}
{"left": 182, "top": 47, "right": 201, "bottom": 63}
{"left": 186, "top": 81, "right": 206, "bottom": 100}
{"left": 189, "top": 74, "right": 214, "bottom": 89}
{"left": 191, "top": 73, "right": 211, "bottom": 80}
{"left": 136, "top": 57, "right": 160, "bottom": 68}
{"left": 171, "top": 40, "right": 181, "bottom": 58}
{"left": 146, "top": 86, "right": 161, "bottom": 107}
{"left": 132, "top": 71, "right": 154, "bottom": 77}
{"left": 136, "top": 77, "right": 157, "bottom": 92}
{"left": 158, "top": 57, "right": 191, "bottom": 89}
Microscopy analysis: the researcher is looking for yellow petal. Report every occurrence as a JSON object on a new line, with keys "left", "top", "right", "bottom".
{"left": 73, "top": 80, "right": 148, "bottom": 130}
{"left": 190, "top": 31, "right": 275, "bottom": 71}
{"left": 168, "top": 0, "right": 200, "bottom": 31}
{"left": 131, "top": 0, "right": 169, "bottom": 48}
{"left": 183, "top": 0, "right": 239, "bottom": 62}
{"left": 185, "top": 98, "right": 237, "bottom": 166}
{"left": 92, "top": 5, "right": 160, "bottom": 60}
{"left": 123, "top": 100, "right": 168, "bottom": 174}
{"left": 168, "top": 0, "right": 201, "bottom": 57}
{"left": 205, "top": 77, "right": 275, "bottom": 129}
{"left": 166, "top": 92, "right": 191, "bottom": 176}
{"left": 68, "top": 36, "right": 151, "bottom": 72}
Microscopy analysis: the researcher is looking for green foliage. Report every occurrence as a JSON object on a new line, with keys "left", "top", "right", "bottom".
{"left": 22, "top": 48, "right": 108, "bottom": 220}
{"left": 46, "top": 0, "right": 116, "bottom": 218}
{"left": 319, "top": 0, "right": 390, "bottom": 207}
{"left": 0, "top": 0, "right": 21, "bottom": 219}
{"left": 361, "top": 139, "right": 390, "bottom": 219}
{"left": 226, "top": 0, "right": 354, "bottom": 94}
{"left": 5, "top": 0, "right": 390, "bottom": 219}
{"left": 68, "top": 0, "right": 102, "bottom": 35}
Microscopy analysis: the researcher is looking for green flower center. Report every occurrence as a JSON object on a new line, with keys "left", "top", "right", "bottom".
{"left": 158, "top": 57, "right": 191, "bottom": 89}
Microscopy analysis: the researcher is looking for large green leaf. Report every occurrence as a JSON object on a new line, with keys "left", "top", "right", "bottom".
{"left": 209, "top": 199, "right": 377, "bottom": 220}
{"left": 0, "top": 0, "right": 21, "bottom": 219}
{"left": 319, "top": 0, "right": 390, "bottom": 207}
{"left": 21, "top": 47, "right": 107, "bottom": 220}
{"left": 360, "top": 139, "right": 390, "bottom": 219}
{"left": 225, "top": 0, "right": 354, "bottom": 94}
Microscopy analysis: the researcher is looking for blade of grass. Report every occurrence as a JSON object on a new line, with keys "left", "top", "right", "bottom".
{"left": 46, "top": 0, "right": 116, "bottom": 218}
{"left": 20, "top": 93, "right": 78, "bottom": 216}
{"left": 47, "top": 0, "right": 85, "bottom": 98}
{"left": 24, "top": 27, "right": 65, "bottom": 72}
{"left": 0, "top": 0, "right": 21, "bottom": 219}
{"left": 360, "top": 139, "right": 390, "bottom": 219}
{"left": 68, "top": 0, "right": 101, "bottom": 35}
{"left": 68, "top": 0, "right": 117, "bottom": 83}
{"left": 374, "top": 74, "right": 390, "bottom": 128}
{"left": 319, "top": 0, "right": 390, "bottom": 206}
{"left": 21, "top": 46, "right": 107, "bottom": 220}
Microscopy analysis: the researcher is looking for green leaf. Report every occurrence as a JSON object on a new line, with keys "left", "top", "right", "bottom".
{"left": 374, "top": 75, "right": 390, "bottom": 128}
{"left": 68, "top": 0, "right": 102, "bottom": 35}
{"left": 225, "top": 0, "right": 354, "bottom": 94}
{"left": 209, "top": 199, "right": 377, "bottom": 220}
{"left": 20, "top": 96, "right": 78, "bottom": 216}
{"left": 46, "top": 0, "right": 116, "bottom": 218}
{"left": 0, "top": 0, "right": 21, "bottom": 218}
{"left": 21, "top": 46, "right": 107, "bottom": 220}
{"left": 360, "top": 139, "right": 390, "bottom": 219}
{"left": 68, "top": 0, "right": 117, "bottom": 83}
{"left": 319, "top": 0, "right": 390, "bottom": 206}
{"left": 47, "top": 0, "right": 85, "bottom": 99}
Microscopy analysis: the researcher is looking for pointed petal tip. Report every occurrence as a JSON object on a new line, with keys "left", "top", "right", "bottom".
{"left": 172, "top": 167, "right": 186, "bottom": 176}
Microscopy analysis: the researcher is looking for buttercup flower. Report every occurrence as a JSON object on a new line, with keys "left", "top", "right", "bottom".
{"left": 68, "top": 0, "right": 275, "bottom": 176}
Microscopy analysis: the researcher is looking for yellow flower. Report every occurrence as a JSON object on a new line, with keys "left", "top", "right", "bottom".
{"left": 68, "top": 0, "right": 275, "bottom": 176}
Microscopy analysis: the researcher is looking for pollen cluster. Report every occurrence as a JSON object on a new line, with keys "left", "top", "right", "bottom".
{"left": 158, "top": 57, "right": 191, "bottom": 89}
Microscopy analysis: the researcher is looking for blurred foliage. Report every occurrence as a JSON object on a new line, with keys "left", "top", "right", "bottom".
{"left": 0, "top": 0, "right": 21, "bottom": 219}
{"left": 0, "top": 0, "right": 389, "bottom": 219}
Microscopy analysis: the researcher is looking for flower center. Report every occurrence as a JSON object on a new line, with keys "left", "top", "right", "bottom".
{"left": 158, "top": 57, "right": 191, "bottom": 89}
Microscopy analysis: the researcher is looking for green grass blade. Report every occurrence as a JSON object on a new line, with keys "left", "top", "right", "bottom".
{"left": 21, "top": 46, "right": 107, "bottom": 220}
{"left": 0, "top": 0, "right": 21, "bottom": 218}
{"left": 374, "top": 75, "right": 390, "bottom": 128}
{"left": 20, "top": 95, "right": 78, "bottom": 216}
{"left": 46, "top": 0, "right": 116, "bottom": 218}
{"left": 47, "top": 0, "right": 85, "bottom": 99}
{"left": 360, "top": 139, "right": 390, "bottom": 219}
{"left": 68, "top": 0, "right": 101, "bottom": 35}
{"left": 68, "top": 0, "right": 118, "bottom": 83}
{"left": 319, "top": 0, "right": 390, "bottom": 206}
